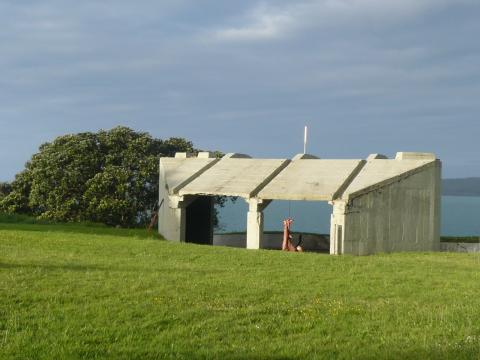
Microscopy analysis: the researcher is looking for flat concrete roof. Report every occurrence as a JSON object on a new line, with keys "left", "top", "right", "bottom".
{"left": 178, "top": 158, "right": 289, "bottom": 198}
{"left": 342, "top": 159, "right": 436, "bottom": 198}
{"left": 161, "top": 152, "right": 438, "bottom": 201}
{"left": 160, "top": 157, "right": 219, "bottom": 195}
{"left": 257, "top": 159, "right": 365, "bottom": 201}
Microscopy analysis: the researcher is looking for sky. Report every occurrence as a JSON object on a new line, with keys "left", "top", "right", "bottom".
{"left": 1, "top": 0, "right": 479, "bottom": 181}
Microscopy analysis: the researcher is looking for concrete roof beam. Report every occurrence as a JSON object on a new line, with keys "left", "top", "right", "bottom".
{"left": 367, "top": 153, "right": 388, "bottom": 160}
{"left": 257, "top": 159, "right": 365, "bottom": 201}
{"left": 292, "top": 153, "right": 320, "bottom": 161}
{"left": 178, "top": 158, "right": 290, "bottom": 198}
{"left": 342, "top": 158, "right": 438, "bottom": 199}
{"left": 222, "top": 153, "right": 251, "bottom": 159}
{"left": 395, "top": 152, "right": 436, "bottom": 160}
{"left": 160, "top": 157, "right": 220, "bottom": 195}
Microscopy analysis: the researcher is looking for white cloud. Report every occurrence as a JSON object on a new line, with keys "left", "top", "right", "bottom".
{"left": 213, "top": 4, "right": 293, "bottom": 41}
{"left": 0, "top": 0, "right": 479, "bottom": 178}
{"left": 210, "top": 0, "right": 473, "bottom": 42}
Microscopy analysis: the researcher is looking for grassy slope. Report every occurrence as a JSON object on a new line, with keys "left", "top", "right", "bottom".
{"left": 1, "top": 224, "right": 480, "bottom": 359}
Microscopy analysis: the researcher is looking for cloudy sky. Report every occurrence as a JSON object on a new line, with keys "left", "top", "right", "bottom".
{"left": 1, "top": 0, "right": 479, "bottom": 180}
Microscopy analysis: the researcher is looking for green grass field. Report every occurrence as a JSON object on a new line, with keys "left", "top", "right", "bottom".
{"left": 1, "top": 223, "right": 480, "bottom": 359}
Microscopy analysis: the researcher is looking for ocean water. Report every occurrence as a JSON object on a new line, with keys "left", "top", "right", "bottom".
{"left": 442, "top": 196, "right": 480, "bottom": 236}
{"left": 215, "top": 196, "right": 480, "bottom": 236}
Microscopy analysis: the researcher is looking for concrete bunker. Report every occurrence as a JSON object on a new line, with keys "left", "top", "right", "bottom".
{"left": 159, "top": 151, "right": 441, "bottom": 255}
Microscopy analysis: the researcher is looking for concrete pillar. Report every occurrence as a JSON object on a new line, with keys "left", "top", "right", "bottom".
{"left": 159, "top": 195, "right": 196, "bottom": 242}
{"left": 329, "top": 213, "right": 336, "bottom": 255}
{"left": 246, "top": 199, "right": 271, "bottom": 250}
{"left": 170, "top": 207, "right": 187, "bottom": 242}
{"left": 158, "top": 199, "right": 186, "bottom": 241}
{"left": 329, "top": 201, "right": 346, "bottom": 255}
{"left": 247, "top": 210, "right": 264, "bottom": 249}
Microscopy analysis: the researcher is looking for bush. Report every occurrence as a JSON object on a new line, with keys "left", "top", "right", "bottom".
{"left": 0, "top": 127, "right": 196, "bottom": 227}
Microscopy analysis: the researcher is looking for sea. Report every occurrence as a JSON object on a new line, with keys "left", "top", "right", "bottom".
{"left": 215, "top": 196, "right": 480, "bottom": 236}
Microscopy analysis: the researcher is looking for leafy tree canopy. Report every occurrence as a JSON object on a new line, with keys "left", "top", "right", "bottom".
{"left": 0, "top": 127, "right": 197, "bottom": 226}
{"left": 0, "top": 182, "right": 12, "bottom": 201}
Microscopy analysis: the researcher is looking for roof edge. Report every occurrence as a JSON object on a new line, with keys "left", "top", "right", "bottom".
{"left": 292, "top": 153, "right": 319, "bottom": 160}
{"left": 249, "top": 159, "right": 291, "bottom": 198}
{"left": 170, "top": 158, "right": 221, "bottom": 195}
{"left": 395, "top": 152, "right": 436, "bottom": 160}
{"left": 222, "top": 153, "right": 251, "bottom": 159}
{"left": 345, "top": 160, "right": 439, "bottom": 200}
{"left": 333, "top": 160, "right": 367, "bottom": 200}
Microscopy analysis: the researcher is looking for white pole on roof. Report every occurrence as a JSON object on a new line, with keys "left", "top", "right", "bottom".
{"left": 303, "top": 125, "right": 308, "bottom": 154}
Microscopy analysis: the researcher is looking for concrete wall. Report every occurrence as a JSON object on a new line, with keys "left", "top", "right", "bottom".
{"left": 158, "top": 181, "right": 214, "bottom": 244}
{"left": 158, "top": 165, "right": 184, "bottom": 241}
{"left": 341, "top": 162, "right": 441, "bottom": 255}
{"left": 213, "top": 232, "right": 330, "bottom": 251}
{"left": 330, "top": 202, "right": 346, "bottom": 255}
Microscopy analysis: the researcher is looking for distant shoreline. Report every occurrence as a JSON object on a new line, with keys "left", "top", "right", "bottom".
{"left": 442, "top": 177, "right": 480, "bottom": 197}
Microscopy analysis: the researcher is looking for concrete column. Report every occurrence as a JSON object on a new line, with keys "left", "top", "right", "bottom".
{"left": 329, "top": 213, "right": 336, "bottom": 255}
{"left": 247, "top": 210, "right": 264, "bottom": 249}
{"left": 171, "top": 207, "right": 187, "bottom": 242}
{"left": 160, "top": 195, "right": 196, "bottom": 242}
{"left": 330, "top": 201, "right": 346, "bottom": 255}
{"left": 158, "top": 202, "right": 186, "bottom": 242}
{"left": 246, "top": 199, "right": 271, "bottom": 250}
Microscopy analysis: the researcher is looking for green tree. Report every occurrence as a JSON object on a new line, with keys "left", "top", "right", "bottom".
{"left": 0, "top": 182, "right": 12, "bottom": 201}
{"left": 0, "top": 127, "right": 196, "bottom": 226}
{"left": 1, "top": 172, "right": 31, "bottom": 214}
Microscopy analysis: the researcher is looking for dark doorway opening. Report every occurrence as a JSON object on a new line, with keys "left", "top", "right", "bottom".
{"left": 185, "top": 196, "right": 214, "bottom": 245}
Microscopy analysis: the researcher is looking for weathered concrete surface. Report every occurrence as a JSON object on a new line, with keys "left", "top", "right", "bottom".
{"left": 246, "top": 211, "right": 263, "bottom": 249}
{"left": 158, "top": 155, "right": 218, "bottom": 241}
{"left": 342, "top": 159, "right": 436, "bottom": 199}
{"left": 179, "top": 158, "right": 289, "bottom": 198}
{"left": 395, "top": 152, "right": 436, "bottom": 160}
{"left": 158, "top": 200, "right": 187, "bottom": 242}
{"left": 246, "top": 198, "right": 271, "bottom": 249}
{"left": 340, "top": 162, "right": 441, "bottom": 255}
{"left": 213, "top": 232, "right": 330, "bottom": 251}
{"left": 367, "top": 153, "right": 388, "bottom": 160}
{"left": 258, "top": 159, "right": 365, "bottom": 201}
{"left": 160, "top": 157, "right": 218, "bottom": 195}
{"left": 440, "top": 242, "right": 480, "bottom": 253}
{"left": 159, "top": 151, "right": 442, "bottom": 256}
{"left": 330, "top": 201, "right": 346, "bottom": 255}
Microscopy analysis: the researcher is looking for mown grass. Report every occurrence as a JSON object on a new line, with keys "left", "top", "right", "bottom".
{"left": 0, "top": 213, "right": 161, "bottom": 240}
{"left": 1, "top": 223, "right": 480, "bottom": 359}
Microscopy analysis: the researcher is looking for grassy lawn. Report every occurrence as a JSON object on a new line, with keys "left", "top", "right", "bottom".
{"left": 1, "top": 223, "right": 480, "bottom": 359}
